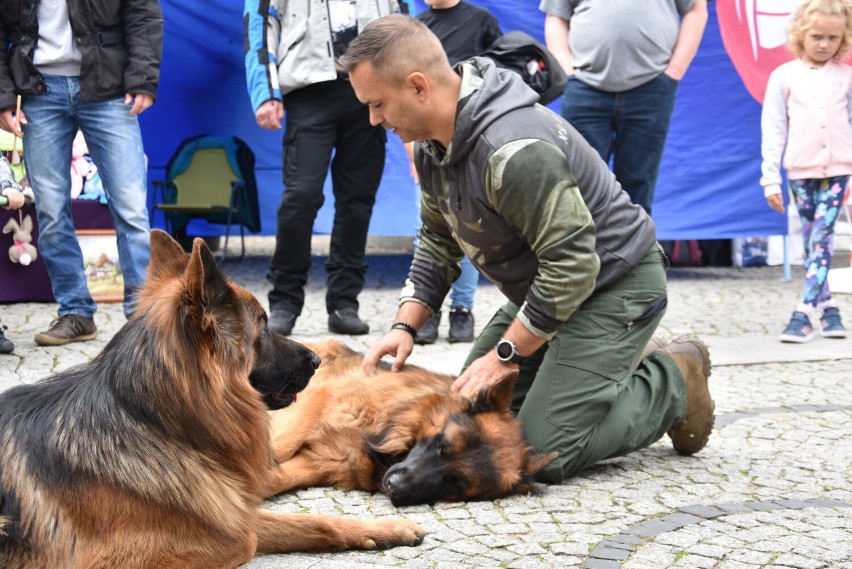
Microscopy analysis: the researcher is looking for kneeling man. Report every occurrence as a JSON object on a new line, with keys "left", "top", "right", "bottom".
{"left": 341, "top": 15, "right": 714, "bottom": 483}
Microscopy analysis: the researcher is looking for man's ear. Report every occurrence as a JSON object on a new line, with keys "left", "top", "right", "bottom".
{"left": 407, "top": 72, "right": 430, "bottom": 98}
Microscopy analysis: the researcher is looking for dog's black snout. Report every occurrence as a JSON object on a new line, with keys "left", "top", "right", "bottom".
{"left": 308, "top": 352, "right": 321, "bottom": 370}
{"left": 384, "top": 469, "right": 404, "bottom": 499}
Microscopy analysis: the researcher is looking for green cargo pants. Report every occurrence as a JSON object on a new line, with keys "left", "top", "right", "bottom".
{"left": 463, "top": 245, "right": 687, "bottom": 483}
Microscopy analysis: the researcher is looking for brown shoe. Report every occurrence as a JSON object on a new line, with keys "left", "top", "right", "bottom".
{"left": 640, "top": 336, "right": 668, "bottom": 360}
{"left": 663, "top": 334, "right": 714, "bottom": 456}
{"left": 34, "top": 315, "right": 98, "bottom": 346}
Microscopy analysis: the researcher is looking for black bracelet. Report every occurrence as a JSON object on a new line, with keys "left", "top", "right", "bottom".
{"left": 390, "top": 322, "right": 417, "bottom": 340}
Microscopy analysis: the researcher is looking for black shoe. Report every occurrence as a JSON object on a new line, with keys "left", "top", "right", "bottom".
{"left": 269, "top": 308, "right": 297, "bottom": 336}
{"left": 415, "top": 311, "right": 440, "bottom": 345}
{"left": 33, "top": 315, "right": 97, "bottom": 346}
{"left": 328, "top": 308, "right": 369, "bottom": 335}
{"left": 448, "top": 305, "right": 474, "bottom": 343}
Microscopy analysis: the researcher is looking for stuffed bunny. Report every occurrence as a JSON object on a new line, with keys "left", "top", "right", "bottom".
{"left": 3, "top": 214, "right": 38, "bottom": 266}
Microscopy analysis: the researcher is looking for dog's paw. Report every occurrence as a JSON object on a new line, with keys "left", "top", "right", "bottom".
{"left": 356, "top": 519, "right": 425, "bottom": 550}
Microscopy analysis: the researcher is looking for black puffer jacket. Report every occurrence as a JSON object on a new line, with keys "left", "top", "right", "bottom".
{"left": 0, "top": 0, "right": 163, "bottom": 110}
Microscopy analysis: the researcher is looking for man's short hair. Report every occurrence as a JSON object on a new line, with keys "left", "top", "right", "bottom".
{"left": 337, "top": 14, "right": 448, "bottom": 83}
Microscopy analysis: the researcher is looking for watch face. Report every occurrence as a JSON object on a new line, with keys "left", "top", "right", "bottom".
{"left": 496, "top": 340, "right": 514, "bottom": 360}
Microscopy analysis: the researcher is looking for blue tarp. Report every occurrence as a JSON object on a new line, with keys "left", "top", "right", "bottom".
{"left": 142, "top": 0, "right": 787, "bottom": 240}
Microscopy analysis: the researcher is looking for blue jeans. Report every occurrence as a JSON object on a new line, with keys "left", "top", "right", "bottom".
{"left": 562, "top": 73, "right": 678, "bottom": 214}
{"left": 450, "top": 256, "right": 478, "bottom": 309}
{"left": 22, "top": 75, "right": 150, "bottom": 318}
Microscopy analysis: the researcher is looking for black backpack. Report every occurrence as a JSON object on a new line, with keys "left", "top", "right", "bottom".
{"left": 481, "top": 31, "right": 568, "bottom": 105}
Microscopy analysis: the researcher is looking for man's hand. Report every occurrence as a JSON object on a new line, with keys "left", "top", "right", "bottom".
{"left": 125, "top": 93, "right": 154, "bottom": 115}
{"left": 255, "top": 99, "right": 284, "bottom": 130}
{"left": 361, "top": 329, "right": 415, "bottom": 374}
{"left": 665, "top": 0, "right": 708, "bottom": 80}
{"left": 0, "top": 109, "right": 25, "bottom": 137}
{"left": 451, "top": 350, "right": 518, "bottom": 399}
{"left": 543, "top": 14, "right": 574, "bottom": 76}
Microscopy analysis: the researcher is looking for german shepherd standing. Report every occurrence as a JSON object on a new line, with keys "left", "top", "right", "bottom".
{"left": 269, "top": 340, "right": 557, "bottom": 506}
{"left": 0, "top": 230, "right": 424, "bottom": 568}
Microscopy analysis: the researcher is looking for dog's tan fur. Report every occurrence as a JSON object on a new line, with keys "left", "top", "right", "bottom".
{"left": 269, "top": 340, "right": 556, "bottom": 506}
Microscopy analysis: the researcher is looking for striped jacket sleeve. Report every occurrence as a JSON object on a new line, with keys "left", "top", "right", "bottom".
{"left": 244, "top": 0, "right": 281, "bottom": 113}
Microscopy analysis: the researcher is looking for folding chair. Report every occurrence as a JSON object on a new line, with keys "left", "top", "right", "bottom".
{"left": 152, "top": 135, "right": 260, "bottom": 260}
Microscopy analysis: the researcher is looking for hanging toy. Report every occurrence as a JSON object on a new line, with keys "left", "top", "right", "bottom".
{"left": 3, "top": 213, "right": 38, "bottom": 266}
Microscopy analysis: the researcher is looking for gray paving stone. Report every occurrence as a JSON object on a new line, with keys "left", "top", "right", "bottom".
{"left": 589, "top": 546, "right": 631, "bottom": 561}
{"left": 716, "top": 561, "right": 761, "bottom": 569}
{"left": 445, "top": 540, "right": 489, "bottom": 556}
{"left": 506, "top": 542, "right": 547, "bottom": 556}
{"left": 625, "top": 519, "right": 681, "bottom": 538}
{"left": 687, "top": 543, "right": 729, "bottom": 559}
{"left": 609, "top": 534, "right": 647, "bottom": 546}
{"left": 595, "top": 539, "right": 637, "bottom": 552}
{"left": 506, "top": 557, "right": 551, "bottom": 569}
{"left": 741, "top": 501, "right": 780, "bottom": 512}
{"left": 585, "top": 559, "right": 621, "bottom": 569}
{"left": 677, "top": 554, "right": 718, "bottom": 568}
{"left": 677, "top": 505, "right": 727, "bottom": 519}
{"left": 661, "top": 513, "right": 705, "bottom": 527}
{"left": 772, "top": 553, "right": 828, "bottom": 569}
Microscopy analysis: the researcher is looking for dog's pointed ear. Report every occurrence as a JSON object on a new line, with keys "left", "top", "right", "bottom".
{"left": 183, "top": 237, "right": 232, "bottom": 328}
{"left": 147, "top": 229, "right": 188, "bottom": 282}
{"left": 465, "top": 369, "right": 518, "bottom": 414}
{"left": 368, "top": 428, "right": 414, "bottom": 456}
{"left": 367, "top": 416, "right": 421, "bottom": 456}
{"left": 512, "top": 450, "right": 558, "bottom": 495}
{"left": 524, "top": 451, "right": 558, "bottom": 476}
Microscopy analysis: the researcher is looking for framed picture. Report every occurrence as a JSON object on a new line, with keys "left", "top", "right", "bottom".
{"left": 76, "top": 230, "right": 124, "bottom": 303}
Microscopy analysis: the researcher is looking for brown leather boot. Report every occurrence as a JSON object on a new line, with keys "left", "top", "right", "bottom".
{"left": 663, "top": 334, "right": 714, "bottom": 456}
{"left": 640, "top": 336, "right": 668, "bottom": 360}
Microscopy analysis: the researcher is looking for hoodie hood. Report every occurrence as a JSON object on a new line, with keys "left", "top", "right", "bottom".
{"left": 427, "top": 57, "right": 541, "bottom": 166}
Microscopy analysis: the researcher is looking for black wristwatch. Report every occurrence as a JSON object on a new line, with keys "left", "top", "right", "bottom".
{"left": 495, "top": 338, "right": 526, "bottom": 365}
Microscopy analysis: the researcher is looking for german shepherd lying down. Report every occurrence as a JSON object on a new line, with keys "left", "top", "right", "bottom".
{"left": 0, "top": 230, "right": 423, "bottom": 569}
{"left": 269, "top": 340, "right": 557, "bottom": 507}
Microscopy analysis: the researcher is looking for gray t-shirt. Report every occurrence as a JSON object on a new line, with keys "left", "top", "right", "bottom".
{"left": 538, "top": 0, "right": 695, "bottom": 92}
{"left": 33, "top": 0, "right": 82, "bottom": 76}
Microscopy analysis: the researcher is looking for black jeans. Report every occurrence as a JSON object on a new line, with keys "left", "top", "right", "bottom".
{"left": 268, "top": 79, "right": 386, "bottom": 315}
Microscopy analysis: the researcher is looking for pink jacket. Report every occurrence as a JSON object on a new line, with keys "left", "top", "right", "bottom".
{"left": 760, "top": 58, "right": 852, "bottom": 196}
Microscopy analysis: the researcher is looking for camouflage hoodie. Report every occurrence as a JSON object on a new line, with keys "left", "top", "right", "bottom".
{"left": 404, "top": 57, "right": 657, "bottom": 340}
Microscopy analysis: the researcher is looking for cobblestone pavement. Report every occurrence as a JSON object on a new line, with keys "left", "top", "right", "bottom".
{"left": 1, "top": 252, "right": 850, "bottom": 569}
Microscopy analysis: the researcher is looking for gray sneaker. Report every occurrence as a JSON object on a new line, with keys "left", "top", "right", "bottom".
{"left": 269, "top": 308, "right": 297, "bottom": 336}
{"left": 415, "top": 311, "right": 440, "bottom": 345}
{"left": 328, "top": 308, "right": 369, "bottom": 335}
{"left": 447, "top": 306, "right": 474, "bottom": 343}
{"left": 34, "top": 315, "right": 97, "bottom": 346}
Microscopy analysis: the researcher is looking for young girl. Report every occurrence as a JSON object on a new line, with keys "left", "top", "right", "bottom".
{"left": 760, "top": 0, "right": 852, "bottom": 343}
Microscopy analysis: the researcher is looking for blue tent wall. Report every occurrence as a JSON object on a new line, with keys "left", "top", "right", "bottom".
{"left": 142, "top": 0, "right": 785, "bottom": 240}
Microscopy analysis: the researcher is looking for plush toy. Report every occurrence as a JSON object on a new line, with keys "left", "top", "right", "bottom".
{"left": 3, "top": 214, "right": 38, "bottom": 266}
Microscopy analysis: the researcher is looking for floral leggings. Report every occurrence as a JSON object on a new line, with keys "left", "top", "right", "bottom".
{"left": 788, "top": 175, "right": 849, "bottom": 312}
